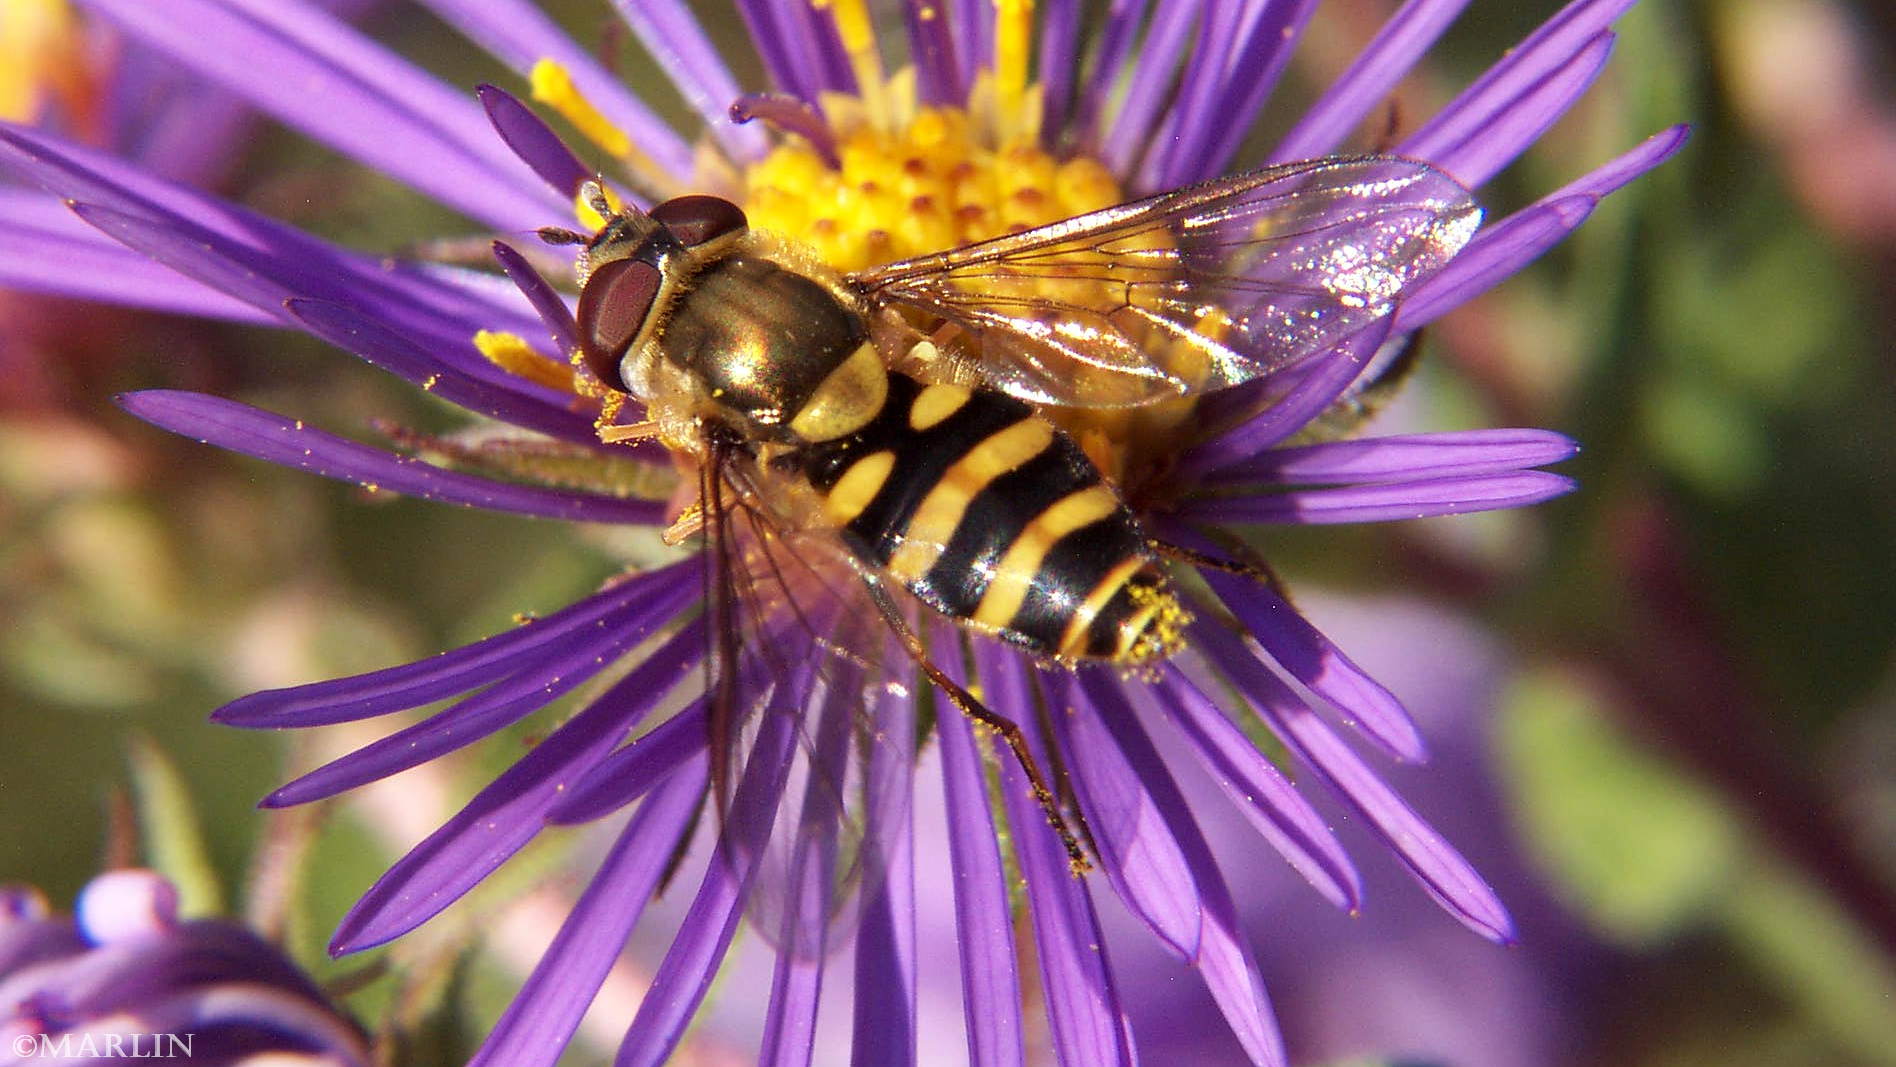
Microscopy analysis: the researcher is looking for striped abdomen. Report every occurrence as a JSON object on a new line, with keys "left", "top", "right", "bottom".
{"left": 787, "top": 371, "right": 1182, "bottom": 663}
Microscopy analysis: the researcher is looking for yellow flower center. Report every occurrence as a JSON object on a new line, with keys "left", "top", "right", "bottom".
{"left": 741, "top": 102, "right": 1124, "bottom": 275}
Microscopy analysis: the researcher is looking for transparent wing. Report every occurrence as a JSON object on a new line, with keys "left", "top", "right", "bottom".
{"left": 851, "top": 155, "right": 1481, "bottom": 408}
{"left": 700, "top": 437, "right": 914, "bottom": 960}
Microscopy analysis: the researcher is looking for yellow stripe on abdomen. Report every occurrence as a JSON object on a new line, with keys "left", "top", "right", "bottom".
{"left": 822, "top": 449, "right": 897, "bottom": 526}
{"left": 1055, "top": 556, "right": 1148, "bottom": 660}
{"left": 972, "top": 485, "right": 1120, "bottom": 629}
{"left": 908, "top": 383, "right": 972, "bottom": 431}
{"left": 885, "top": 418, "right": 1054, "bottom": 582}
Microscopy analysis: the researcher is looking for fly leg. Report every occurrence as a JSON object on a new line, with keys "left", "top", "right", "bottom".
{"left": 861, "top": 578, "right": 1094, "bottom": 875}
{"left": 1149, "top": 537, "right": 1281, "bottom": 587}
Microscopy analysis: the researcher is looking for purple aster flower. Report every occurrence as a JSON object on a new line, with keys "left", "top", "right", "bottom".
{"left": 0, "top": 1, "right": 1686, "bottom": 1064}
{"left": 1, "top": 869, "right": 369, "bottom": 1064}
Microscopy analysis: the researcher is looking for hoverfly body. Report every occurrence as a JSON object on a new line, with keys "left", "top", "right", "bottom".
{"left": 556, "top": 157, "right": 1480, "bottom": 890}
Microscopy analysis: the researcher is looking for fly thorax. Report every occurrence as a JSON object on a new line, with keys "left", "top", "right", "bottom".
{"left": 657, "top": 256, "right": 877, "bottom": 441}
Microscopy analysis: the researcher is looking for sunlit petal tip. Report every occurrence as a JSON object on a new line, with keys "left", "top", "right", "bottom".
{"left": 477, "top": 81, "right": 595, "bottom": 198}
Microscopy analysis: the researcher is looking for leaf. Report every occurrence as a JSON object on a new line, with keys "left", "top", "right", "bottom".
{"left": 127, "top": 733, "right": 226, "bottom": 917}
{"left": 1495, "top": 667, "right": 1739, "bottom": 945}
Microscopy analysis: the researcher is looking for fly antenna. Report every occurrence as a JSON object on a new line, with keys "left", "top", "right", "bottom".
{"left": 579, "top": 179, "right": 615, "bottom": 221}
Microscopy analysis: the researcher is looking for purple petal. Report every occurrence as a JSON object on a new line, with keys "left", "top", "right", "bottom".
{"left": 550, "top": 610, "right": 827, "bottom": 827}
{"left": 978, "top": 647, "right": 1135, "bottom": 1067}
{"left": 611, "top": 859, "right": 743, "bottom": 1067}
{"left": 331, "top": 624, "right": 705, "bottom": 954}
{"left": 1400, "top": 194, "right": 1597, "bottom": 326}
{"left": 1270, "top": 0, "right": 1474, "bottom": 162}
{"left": 903, "top": 0, "right": 965, "bottom": 106}
{"left": 1036, "top": 0, "right": 1082, "bottom": 148}
{"left": 546, "top": 700, "right": 709, "bottom": 825}
{"left": 739, "top": 3, "right": 852, "bottom": 101}
{"left": 1192, "top": 565, "right": 1424, "bottom": 762}
{"left": 263, "top": 573, "right": 698, "bottom": 806}
{"left": 606, "top": 0, "right": 768, "bottom": 162}
{"left": 729, "top": 95, "right": 839, "bottom": 169}
{"left": 1083, "top": 676, "right": 1287, "bottom": 1067}
{"left": 1193, "top": 624, "right": 1515, "bottom": 942}
{"left": 0, "top": 190, "right": 274, "bottom": 323}
{"left": 760, "top": 952, "right": 825, "bottom": 1067}
{"left": 614, "top": 706, "right": 804, "bottom": 1067}
{"left": 1062, "top": 671, "right": 1204, "bottom": 961}
{"left": 466, "top": 762, "right": 709, "bottom": 1067}
{"left": 0, "top": 121, "right": 310, "bottom": 251}
{"left": 3, "top": 131, "right": 575, "bottom": 436}
{"left": 489, "top": 240, "right": 583, "bottom": 365}
{"left": 48, "top": 922, "right": 337, "bottom": 1019}
{"left": 212, "top": 565, "right": 695, "bottom": 726}
{"left": 1182, "top": 317, "right": 1395, "bottom": 476}
{"left": 931, "top": 630, "right": 1026, "bottom": 1067}
{"left": 1421, "top": 33, "right": 1617, "bottom": 189}
{"left": 730, "top": 2, "right": 813, "bottom": 98}
{"left": 491, "top": 240, "right": 583, "bottom": 362}
{"left": 107, "top": 45, "right": 263, "bottom": 184}
{"left": 0, "top": 124, "right": 552, "bottom": 358}
{"left": 947, "top": 0, "right": 994, "bottom": 92}
{"left": 414, "top": 0, "right": 695, "bottom": 181}
{"left": 761, "top": 752, "right": 847, "bottom": 1067}
{"left": 755, "top": 673, "right": 857, "bottom": 1065}
{"left": 1100, "top": 1, "right": 1201, "bottom": 181}
{"left": 117, "top": 391, "right": 661, "bottom": 525}
{"left": 752, "top": 655, "right": 859, "bottom": 972}
{"left": 1398, "top": 127, "right": 1690, "bottom": 326}
{"left": 285, "top": 298, "right": 599, "bottom": 444}
{"left": 1153, "top": 666, "right": 1361, "bottom": 911}
{"left": 803, "top": 10, "right": 859, "bottom": 98}
{"left": 1136, "top": 0, "right": 1242, "bottom": 190}
{"left": 60, "top": 198, "right": 291, "bottom": 319}
{"left": 852, "top": 672, "right": 919, "bottom": 1067}
{"left": 733, "top": 1, "right": 853, "bottom": 100}
{"left": 1200, "top": 429, "right": 1580, "bottom": 489}
{"left": 1181, "top": 471, "right": 1578, "bottom": 524}
{"left": 1549, "top": 124, "right": 1693, "bottom": 201}
{"left": 478, "top": 84, "right": 594, "bottom": 199}
{"left": 1398, "top": 0, "right": 1636, "bottom": 182}
{"left": 1074, "top": 0, "right": 1151, "bottom": 146}
{"left": 76, "top": 0, "right": 562, "bottom": 229}
{"left": 1168, "top": 0, "right": 1323, "bottom": 188}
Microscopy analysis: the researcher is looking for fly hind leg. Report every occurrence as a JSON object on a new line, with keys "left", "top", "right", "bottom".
{"left": 861, "top": 578, "right": 1094, "bottom": 874}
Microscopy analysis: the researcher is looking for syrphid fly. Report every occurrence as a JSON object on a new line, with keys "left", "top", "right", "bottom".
{"left": 552, "top": 156, "right": 1479, "bottom": 943}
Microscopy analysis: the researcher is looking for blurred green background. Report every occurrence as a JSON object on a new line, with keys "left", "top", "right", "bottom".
{"left": 2, "top": 1, "right": 1893, "bottom": 1064}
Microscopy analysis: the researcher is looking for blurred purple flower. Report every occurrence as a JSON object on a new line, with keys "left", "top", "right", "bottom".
{"left": 0, "top": 1, "right": 1683, "bottom": 1064}
{"left": 0, "top": 869, "right": 369, "bottom": 1064}
{"left": 1111, "top": 594, "right": 1619, "bottom": 1067}
{"left": 0, "top": 0, "right": 376, "bottom": 411}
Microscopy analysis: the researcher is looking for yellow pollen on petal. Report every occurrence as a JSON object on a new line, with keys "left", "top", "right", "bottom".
{"left": 474, "top": 330, "right": 578, "bottom": 394}
{"left": 529, "top": 58, "right": 676, "bottom": 204}
{"left": 992, "top": 0, "right": 1034, "bottom": 142}
{"left": 530, "top": 60, "right": 628, "bottom": 158}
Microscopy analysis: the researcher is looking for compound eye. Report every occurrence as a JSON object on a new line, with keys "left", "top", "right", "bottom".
{"left": 650, "top": 195, "right": 748, "bottom": 247}
{"left": 575, "top": 257, "right": 661, "bottom": 391}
